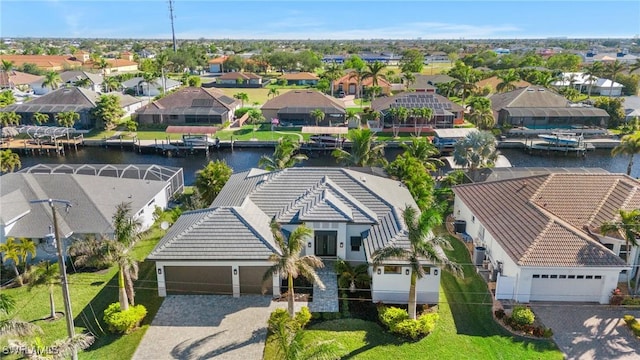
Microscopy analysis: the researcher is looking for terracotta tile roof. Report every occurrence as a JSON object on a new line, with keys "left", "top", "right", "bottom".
{"left": 453, "top": 173, "right": 633, "bottom": 267}
{"left": 279, "top": 72, "right": 319, "bottom": 80}
{"left": 0, "top": 55, "right": 82, "bottom": 70}
{"left": 208, "top": 56, "right": 228, "bottom": 64}
{"left": 0, "top": 70, "right": 43, "bottom": 88}
{"left": 335, "top": 71, "right": 391, "bottom": 87}
{"left": 137, "top": 87, "right": 240, "bottom": 114}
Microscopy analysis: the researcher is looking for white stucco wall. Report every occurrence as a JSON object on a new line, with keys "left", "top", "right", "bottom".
{"left": 133, "top": 184, "right": 170, "bottom": 232}
{"left": 371, "top": 264, "right": 441, "bottom": 304}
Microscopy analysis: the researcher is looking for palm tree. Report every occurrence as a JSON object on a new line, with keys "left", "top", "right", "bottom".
{"left": 98, "top": 58, "right": 110, "bottom": 77}
{"left": 42, "top": 71, "right": 62, "bottom": 90}
{"left": 450, "top": 64, "right": 477, "bottom": 107}
{"left": 584, "top": 62, "right": 604, "bottom": 98}
{"left": 323, "top": 62, "right": 343, "bottom": 97}
{"left": 0, "top": 111, "right": 21, "bottom": 127}
{"left": 410, "top": 107, "right": 433, "bottom": 137}
{"left": 0, "top": 293, "right": 41, "bottom": 338}
{"left": 332, "top": 128, "right": 386, "bottom": 167}
{"left": 0, "top": 149, "right": 21, "bottom": 173}
{"left": 268, "top": 88, "right": 280, "bottom": 99}
{"left": 400, "top": 137, "right": 444, "bottom": 171}
{"left": 233, "top": 92, "right": 249, "bottom": 107}
{"left": 335, "top": 259, "right": 370, "bottom": 293}
{"left": 453, "top": 130, "right": 499, "bottom": 170}
{"left": 258, "top": 137, "right": 308, "bottom": 171}
{"left": 606, "top": 60, "right": 627, "bottom": 97}
{"left": 55, "top": 111, "right": 79, "bottom": 128}
{"left": 68, "top": 235, "right": 113, "bottom": 271}
{"left": 345, "top": 109, "right": 360, "bottom": 128}
{"left": 348, "top": 67, "right": 366, "bottom": 101}
{"left": 362, "top": 61, "right": 387, "bottom": 101}
{"left": 0, "top": 237, "right": 23, "bottom": 286}
{"left": 73, "top": 77, "right": 92, "bottom": 89}
{"left": 533, "top": 72, "right": 555, "bottom": 88}
{"left": 496, "top": 69, "right": 520, "bottom": 93}
{"left": 309, "top": 108, "right": 325, "bottom": 126}
{"left": 25, "top": 261, "right": 60, "bottom": 319}
{"left": 402, "top": 71, "right": 416, "bottom": 89}
{"left": 103, "top": 76, "right": 122, "bottom": 92}
{"left": 601, "top": 209, "right": 640, "bottom": 294}
{"left": 264, "top": 222, "right": 325, "bottom": 317}
{"left": 1, "top": 60, "right": 14, "bottom": 72}
{"left": 372, "top": 206, "right": 461, "bottom": 319}
{"left": 32, "top": 112, "right": 50, "bottom": 125}
{"left": 111, "top": 203, "right": 141, "bottom": 310}
{"left": 9, "top": 333, "right": 94, "bottom": 360}
{"left": 16, "top": 238, "right": 36, "bottom": 274}
{"left": 469, "top": 106, "right": 496, "bottom": 130}
{"left": 155, "top": 52, "right": 170, "bottom": 94}
{"left": 0, "top": 90, "right": 16, "bottom": 108}
{"left": 140, "top": 72, "right": 158, "bottom": 99}
{"left": 612, "top": 132, "right": 640, "bottom": 176}
{"left": 388, "top": 106, "right": 408, "bottom": 138}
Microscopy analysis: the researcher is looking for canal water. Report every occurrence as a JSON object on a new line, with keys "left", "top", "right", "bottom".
{"left": 17, "top": 146, "right": 631, "bottom": 185}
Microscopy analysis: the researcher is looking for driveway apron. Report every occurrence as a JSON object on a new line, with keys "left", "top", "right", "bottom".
{"left": 133, "top": 295, "right": 303, "bottom": 360}
{"left": 531, "top": 304, "right": 640, "bottom": 360}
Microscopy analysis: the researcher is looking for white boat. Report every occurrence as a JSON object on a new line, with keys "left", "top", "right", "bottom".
{"left": 310, "top": 134, "right": 345, "bottom": 144}
{"left": 182, "top": 135, "right": 219, "bottom": 146}
{"left": 538, "top": 132, "right": 583, "bottom": 147}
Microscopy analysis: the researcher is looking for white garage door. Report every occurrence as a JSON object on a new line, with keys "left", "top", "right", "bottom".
{"left": 530, "top": 274, "right": 603, "bottom": 302}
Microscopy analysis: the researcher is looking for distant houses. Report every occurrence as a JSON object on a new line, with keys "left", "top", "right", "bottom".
{"left": 261, "top": 90, "right": 346, "bottom": 126}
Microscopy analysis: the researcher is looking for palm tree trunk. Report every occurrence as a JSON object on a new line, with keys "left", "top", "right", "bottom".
{"left": 13, "top": 264, "right": 22, "bottom": 286}
{"left": 408, "top": 271, "right": 418, "bottom": 320}
{"left": 627, "top": 155, "right": 634, "bottom": 176}
{"left": 119, "top": 266, "right": 129, "bottom": 311}
{"left": 287, "top": 274, "right": 295, "bottom": 317}
{"left": 49, "top": 287, "right": 56, "bottom": 319}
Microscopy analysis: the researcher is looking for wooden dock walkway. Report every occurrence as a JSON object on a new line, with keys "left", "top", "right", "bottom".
{"left": 0, "top": 135, "right": 84, "bottom": 156}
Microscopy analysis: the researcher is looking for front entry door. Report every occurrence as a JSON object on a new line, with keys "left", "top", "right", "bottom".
{"left": 314, "top": 231, "right": 337, "bottom": 257}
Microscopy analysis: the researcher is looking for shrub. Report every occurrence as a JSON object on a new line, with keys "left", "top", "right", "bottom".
{"left": 393, "top": 319, "right": 421, "bottom": 339}
{"left": 268, "top": 308, "right": 291, "bottom": 331}
{"left": 543, "top": 327, "right": 554, "bottom": 338}
{"left": 631, "top": 321, "right": 640, "bottom": 336}
{"left": 511, "top": 306, "right": 535, "bottom": 326}
{"left": 417, "top": 312, "right": 439, "bottom": 334}
{"left": 322, "top": 312, "right": 341, "bottom": 321}
{"left": 234, "top": 107, "right": 251, "bottom": 118}
{"left": 621, "top": 297, "right": 640, "bottom": 306}
{"left": 378, "top": 306, "right": 409, "bottom": 330}
{"left": 623, "top": 314, "right": 636, "bottom": 325}
{"left": 103, "top": 303, "right": 147, "bottom": 334}
{"left": 494, "top": 309, "right": 505, "bottom": 319}
{"left": 294, "top": 307, "right": 311, "bottom": 328}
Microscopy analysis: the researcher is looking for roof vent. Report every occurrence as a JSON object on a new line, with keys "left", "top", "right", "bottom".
{"left": 360, "top": 176, "right": 366, "bottom": 183}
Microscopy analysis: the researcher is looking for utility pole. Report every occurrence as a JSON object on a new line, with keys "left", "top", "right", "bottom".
{"left": 168, "top": 0, "right": 177, "bottom": 52}
{"left": 31, "top": 199, "right": 77, "bottom": 360}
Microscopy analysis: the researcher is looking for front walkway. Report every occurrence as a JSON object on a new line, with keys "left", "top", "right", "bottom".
{"left": 133, "top": 295, "right": 305, "bottom": 360}
{"left": 531, "top": 303, "right": 640, "bottom": 360}
{"left": 309, "top": 264, "right": 339, "bottom": 313}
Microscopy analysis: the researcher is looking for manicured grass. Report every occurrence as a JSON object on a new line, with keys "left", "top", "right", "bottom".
{"left": 264, "top": 235, "right": 562, "bottom": 359}
{"left": 216, "top": 88, "right": 295, "bottom": 105}
{"left": 421, "top": 63, "right": 454, "bottom": 75}
{"left": 1, "top": 217, "right": 171, "bottom": 359}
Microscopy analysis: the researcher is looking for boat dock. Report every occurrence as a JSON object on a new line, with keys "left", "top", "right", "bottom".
{"left": 524, "top": 140, "right": 594, "bottom": 156}
{"left": 0, "top": 135, "right": 84, "bottom": 156}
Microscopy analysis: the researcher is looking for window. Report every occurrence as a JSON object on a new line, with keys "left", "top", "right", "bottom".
{"left": 559, "top": 275, "right": 567, "bottom": 279}
{"left": 604, "top": 243, "right": 614, "bottom": 251}
{"left": 620, "top": 245, "right": 629, "bottom": 261}
{"left": 532, "top": 274, "right": 540, "bottom": 278}
{"left": 384, "top": 266, "right": 402, "bottom": 274}
{"left": 550, "top": 275, "right": 558, "bottom": 279}
{"left": 478, "top": 226, "right": 485, "bottom": 241}
{"left": 568, "top": 275, "right": 575, "bottom": 279}
{"left": 585, "top": 275, "right": 593, "bottom": 279}
{"left": 576, "top": 275, "right": 584, "bottom": 279}
{"left": 595, "top": 275, "right": 602, "bottom": 279}
{"left": 541, "top": 275, "right": 549, "bottom": 279}
{"left": 350, "top": 236, "right": 362, "bottom": 252}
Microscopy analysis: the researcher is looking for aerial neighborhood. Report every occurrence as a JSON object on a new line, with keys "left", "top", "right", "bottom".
{"left": 2, "top": 13, "right": 640, "bottom": 360}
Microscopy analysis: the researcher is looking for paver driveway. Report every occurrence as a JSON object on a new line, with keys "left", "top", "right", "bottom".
{"left": 532, "top": 304, "right": 640, "bottom": 360}
{"left": 133, "top": 295, "right": 303, "bottom": 360}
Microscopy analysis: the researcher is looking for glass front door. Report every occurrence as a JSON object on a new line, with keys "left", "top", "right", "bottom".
{"left": 314, "top": 231, "right": 337, "bottom": 257}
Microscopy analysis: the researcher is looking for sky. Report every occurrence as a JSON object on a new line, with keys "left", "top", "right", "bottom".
{"left": 1, "top": 1, "right": 639, "bottom": 40}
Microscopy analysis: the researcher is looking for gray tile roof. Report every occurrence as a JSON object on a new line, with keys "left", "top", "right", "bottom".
{"left": 489, "top": 86, "right": 568, "bottom": 111}
{"left": 453, "top": 173, "right": 631, "bottom": 267}
{"left": 0, "top": 190, "right": 31, "bottom": 225}
{"left": 151, "top": 167, "right": 418, "bottom": 261}
{"left": 1, "top": 173, "right": 168, "bottom": 239}
{"left": 60, "top": 71, "right": 103, "bottom": 86}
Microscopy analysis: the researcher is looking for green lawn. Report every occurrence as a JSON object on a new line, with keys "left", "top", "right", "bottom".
{"left": 264, "top": 236, "right": 562, "bottom": 359}
{"left": 1, "top": 216, "right": 170, "bottom": 359}
{"left": 216, "top": 88, "right": 295, "bottom": 105}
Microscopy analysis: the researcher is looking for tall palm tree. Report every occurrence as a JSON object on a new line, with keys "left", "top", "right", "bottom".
{"left": 402, "top": 71, "right": 416, "bottom": 89}
{"left": 309, "top": 108, "right": 325, "bottom": 126}
{"left": 612, "top": 132, "right": 640, "bottom": 176}
{"left": 98, "top": 58, "right": 110, "bottom": 77}
{"left": 450, "top": 64, "right": 477, "bottom": 107}
{"left": 155, "top": 52, "right": 170, "bottom": 94}
{"left": 410, "top": 107, "right": 433, "bottom": 137}
{"left": 372, "top": 206, "right": 461, "bottom": 319}
{"left": 584, "top": 62, "right": 604, "bottom": 98}
{"left": 345, "top": 109, "right": 360, "bottom": 128}
{"left": 332, "top": 128, "right": 386, "bottom": 167}
{"left": 348, "top": 67, "right": 366, "bottom": 101}
{"left": 0, "top": 149, "right": 21, "bottom": 173}
{"left": 103, "top": 76, "right": 122, "bottom": 92}
{"left": 453, "top": 130, "right": 499, "bottom": 170}
{"left": 362, "top": 61, "right": 387, "bottom": 101}
{"left": 323, "top": 62, "right": 343, "bottom": 97}
{"left": 606, "top": 60, "right": 627, "bottom": 97}
{"left": 112, "top": 202, "right": 141, "bottom": 310}
{"left": 1, "top": 60, "right": 14, "bottom": 72}
{"left": 469, "top": 106, "right": 496, "bottom": 130}
{"left": 264, "top": 222, "right": 325, "bottom": 317}
{"left": 0, "top": 237, "right": 23, "bottom": 285}
{"left": 496, "top": 69, "right": 520, "bottom": 93}
{"left": 258, "top": 137, "right": 308, "bottom": 171}
{"left": 388, "top": 106, "right": 409, "bottom": 138}
{"left": 233, "top": 92, "right": 249, "bottom": 107}
{"left": 601, "top": 209, "right": 640, "bottom": 294}
{"left": 533, "top": 72, "right": 555, "bottom": 88}
{"left": 25, "top": 261, "right": 60, "bottom": 319}
{"left": 140, "top": 72, "right": 158, "bottom": 99}
{"left": 16, "top": 238, "right": 36, "bottom": 274}
{"left": 268, "top": 87, "right": 280, "bottom": 99}
{"left": 42, "top": 71, "right": 62, "bottom": 90}
{"left": 400, "top": 137, "right": 444, "bottom": 171}
{"left": 32, "top": 112, "right": 50, "bottom": 125}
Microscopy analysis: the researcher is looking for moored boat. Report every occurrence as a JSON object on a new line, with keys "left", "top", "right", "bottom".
{"left": 537, "top": 132, "right": 582, "bottom": 146}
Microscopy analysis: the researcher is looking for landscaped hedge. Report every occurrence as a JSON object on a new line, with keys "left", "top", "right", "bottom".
{"left": 623, "top": 315, "right": 640, "bottom": 336}
{"left": 268, "top": 307, "right": 312, "bottom": 332}
{"left": 511, "top": 306, "right": 535, "bottom": 326}
{"left": 103, "top": 303, "right": 147, "bottom": 334}
{"left": 377, "top": 306, "right": 439, "bottom": 340}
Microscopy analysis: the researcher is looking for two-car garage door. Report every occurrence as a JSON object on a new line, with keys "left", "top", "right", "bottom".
{"left": 530, "top": 274, "right": 604, "bottom": 302}
{"left": 164, "top": 266, "right": 272, "bottom": 295}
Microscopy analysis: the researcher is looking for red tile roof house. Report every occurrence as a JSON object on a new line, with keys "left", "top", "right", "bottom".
{"left": 333, "top": 71, "right": 392, "bottom": 97}
{"left": 134, "top": 87, "right": 241, "bottom": 126}
{"left": 261, "top": 90, "right": 346, "bottom": 126}
{"left": 452, "top": 173, "right": 636, "bottom": 304}
{"left": 208, "top": 56, "right": 228, "bottom": 74}
{"left": 215, "top": 72, "right": 264, "bottom": 88}
{"left": 279, "top": 72, "right": 319, "bottom": 86}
